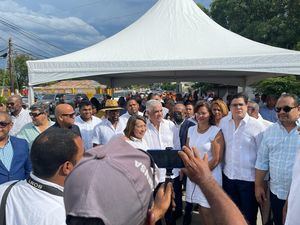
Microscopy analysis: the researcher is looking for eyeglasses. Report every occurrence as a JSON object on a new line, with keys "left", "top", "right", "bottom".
{"left": 0, "top": 121, "right": 10, "bottom": 128}
{"left": 29, "top": 112, "right": 43, "bottom": 118}
{"left": 275, "top": 106, "right": 297, "bottom": 113}
{"left": 231, "top": 103, "right": 246, "bottom": 108}
{"left": 62, "top": 112, "right": 76, "bottom": 118}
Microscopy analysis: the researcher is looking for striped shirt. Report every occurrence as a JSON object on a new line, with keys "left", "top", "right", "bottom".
{"left": 255, "top": 122, "right": 300, "bottom": 200}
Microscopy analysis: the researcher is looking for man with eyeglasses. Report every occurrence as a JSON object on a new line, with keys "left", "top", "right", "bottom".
{"left": 7, "top": 95, "right": 32, "bottom": 135}
{"left": 17, "top": 103, "right": 54, "bottom": 149}
{"left": 47, "top": 103, "right": 81, "bottom": 137}
{"left": 219, "top": 93, "right": 265, "bottom": 225}
{"left": 255, "top": 93, "right": 300, "bottom": 225}
{"left": 0, "top": 111, "right": 31, "bottom": 184}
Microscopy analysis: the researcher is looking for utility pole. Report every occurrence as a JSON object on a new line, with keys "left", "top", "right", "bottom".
{"left": 7, "top": 38, "right": 14, "bottom": 94}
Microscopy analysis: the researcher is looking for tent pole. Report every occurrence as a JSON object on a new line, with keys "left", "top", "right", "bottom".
{"left": 28, "top": 85, "right": 34, "bottom": 107}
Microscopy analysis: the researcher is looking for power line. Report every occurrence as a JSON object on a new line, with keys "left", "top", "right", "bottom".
{"left": 0, "top": 17, "right": 67, "bottom": 54}
{"left": 14, "top": 44, "right": 50, "bottom": 59}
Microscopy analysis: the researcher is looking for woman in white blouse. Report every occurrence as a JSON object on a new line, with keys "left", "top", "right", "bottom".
{"left": 124, "top": 115, "right": 148, "bottom": 150}
{"left": 186, "top": 101, "right": 225, "bottom": 225}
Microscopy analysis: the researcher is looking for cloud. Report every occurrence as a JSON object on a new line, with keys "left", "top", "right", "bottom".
{"left": 0, "top": 0, "right": 105, "bottom": 59}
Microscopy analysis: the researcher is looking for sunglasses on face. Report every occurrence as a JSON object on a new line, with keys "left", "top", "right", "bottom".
{"left": 29, "top": 112, "right": 43, "bottom": 118}
{"left": 275, "top": 106, "right": 297, "bottom": 113}
{"left": 0, "top": 121, "right": 10, "bottom": 128}
{"left": 62, "top": 112, "right": 76, "bottom": 118}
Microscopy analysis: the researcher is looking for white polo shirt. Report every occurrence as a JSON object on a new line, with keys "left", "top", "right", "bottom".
{"left": 10, "top": 108, "right": 32, "bottom": 136}
{"left": 92, "top": 118, "right": 124, "bottom": 145}
{"left": 144, "top": 119, "right": 180, "bottom": 182}
{"left": 75, "top": 116, "right": 102, "bottom": 151}
{"left": 219, "top": 113, "right": 265, "bottom": 181}
{"left": 0, "top": 173, "right": 65, "bottom": 225}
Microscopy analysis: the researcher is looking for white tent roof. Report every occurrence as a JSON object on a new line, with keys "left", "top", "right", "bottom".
{"left": 27, "top": 0, "right": 300, "bottom": 87}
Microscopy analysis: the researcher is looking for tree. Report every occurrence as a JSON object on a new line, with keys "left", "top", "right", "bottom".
{"left": 161, "top": 82, "right": 177, "bottom": 91}
{"left": 210, "top": 0, "right": 300, "bottom": 50}
{"left": 14, "top": 54, "right": 32, "bottom": 89}
{"left": 0, "top": 69, "right": 9, "bottom": 86}
{"left": 252, "top": 76, "right": 300, "bottom": 97}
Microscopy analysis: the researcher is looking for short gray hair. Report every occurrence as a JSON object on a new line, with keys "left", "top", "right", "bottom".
{"left": 248, "top": 101, "right": 259, "bottom": 111}
{"left": 146, "top": 99, "right": 162, "bottom": 113}
{"left": 30, "top": 103, "right": 49, "bottom": 114}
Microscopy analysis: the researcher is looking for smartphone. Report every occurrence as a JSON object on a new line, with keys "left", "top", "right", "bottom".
{"left": 147, "top": 150, "right": 184, "bottom": 169}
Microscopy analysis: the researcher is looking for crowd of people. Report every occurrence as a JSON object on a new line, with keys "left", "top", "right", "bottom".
{"left": 0, "top": 90, "right": 299, "bottom": 225}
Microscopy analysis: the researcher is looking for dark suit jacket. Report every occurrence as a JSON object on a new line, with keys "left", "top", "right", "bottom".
{"left": 179, "top": 119, "right": 196, "bottom": 147}
{"left": 0, "top": 136, "right": 31, "bottom": 184}
{"left": 48, "top": 122, "right": 81, "bottom": 137}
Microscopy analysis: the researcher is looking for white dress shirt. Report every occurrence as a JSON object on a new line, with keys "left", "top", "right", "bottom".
{"left": 0, "top": 173, "right": 65, "bottom": 225}
{"left": 144, "top": 119, "right": 181, "bottom": 182}
{"left": 219, "top": 113, "right": 265, "bottom": 181}
{"left": 10, "top": 108, "right": 32, "bottom": 136}
{"left": 126, "top": 137, "right": 149, "bottom": 151}
{"left": 75, "top": 115, "right": 102, "bottom": 150}
{"left": 92, "top": 118, "right": 124, "bottom": 145}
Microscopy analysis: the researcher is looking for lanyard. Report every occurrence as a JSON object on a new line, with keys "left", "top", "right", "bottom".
{"left": 27, "top": 176, "right": 63, "bottom": 197}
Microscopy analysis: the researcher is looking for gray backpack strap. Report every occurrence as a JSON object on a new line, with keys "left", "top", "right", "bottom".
{"left": 0, "top": 181, "right": 19, "bottom": 225}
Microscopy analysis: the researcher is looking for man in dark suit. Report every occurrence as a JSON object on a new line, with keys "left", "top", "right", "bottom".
{"left": 48, "top": 103, "right": 81, "bottom": 137}
{"left": 0, "top": 111, "right": 31, "bottom": 184}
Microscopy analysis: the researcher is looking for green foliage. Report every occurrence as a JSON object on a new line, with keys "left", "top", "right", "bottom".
{"left": 161, "top": 83, "right": 177, "bottom": 91}
{"left": 210, "top": 0, "right": 300, "bottom": 50}
{"left": 252, "top": 76, "right": 300, "bottom": 97}
{"left": 14, "top": 54, "right": 32, "bottom": 89}
{"left": 0, "top": 69, "right": 9, "bottom": 86}
{"left": 0, "top": 96, "right": 7, "bottom": 104}
{"left": 196, "top": 3, "right": 210, "bottom": 16}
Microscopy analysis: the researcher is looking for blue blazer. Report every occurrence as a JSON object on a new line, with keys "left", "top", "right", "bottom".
{"left": 0, "top": 136, "right": 31, "bottom": 184}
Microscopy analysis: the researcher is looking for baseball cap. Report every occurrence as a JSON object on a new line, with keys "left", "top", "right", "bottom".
{"left": 64, "top": 137, "right": 156, "bottom": 225}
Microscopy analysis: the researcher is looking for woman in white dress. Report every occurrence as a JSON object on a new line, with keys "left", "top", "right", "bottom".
{"left": 186, "top": 101, "right": 225, "bottom": 225}
{"left": 124, "top": 115, "right": 148, "bottom": 150}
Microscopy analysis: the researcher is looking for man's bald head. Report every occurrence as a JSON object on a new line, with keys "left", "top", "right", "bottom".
{"left": 55, "top": 104, "right": 76, "bottom": 128}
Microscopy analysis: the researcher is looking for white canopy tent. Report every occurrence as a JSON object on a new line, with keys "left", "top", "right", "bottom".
{"left": 27, "top": 0, "right": 300, "bottom": 103}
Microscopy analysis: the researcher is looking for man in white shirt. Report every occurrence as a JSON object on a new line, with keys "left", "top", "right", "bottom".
{"left": 0, "top": 127, "right": 84, "bottom": 225}
{"left": 219, "top": 93, "right": 265, "bottom": 225}
{"left": 247, "top": 100, "right": 273, "bottom": 128}
{"left": 7, "top": 95, "right": 32, "bottom": 135}
{"left": 119, "top": 98, "right": 143, "bottom": 129}
{"left": 75, "top": 101, "right": 102, "bottom": 151}
{"left": 143, "top": 99, "right": 180, "bottom": 225}
{"left": 93, "top": 99, "right": 124, "bottom": 146}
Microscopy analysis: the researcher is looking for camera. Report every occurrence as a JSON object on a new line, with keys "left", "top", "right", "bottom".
{"left": 147, "top": 149, "right": 184, "bottom": 169}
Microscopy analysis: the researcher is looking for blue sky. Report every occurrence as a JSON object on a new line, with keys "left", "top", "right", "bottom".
{"left": 0, "top": 0, "right": 211, "bottom": 67}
